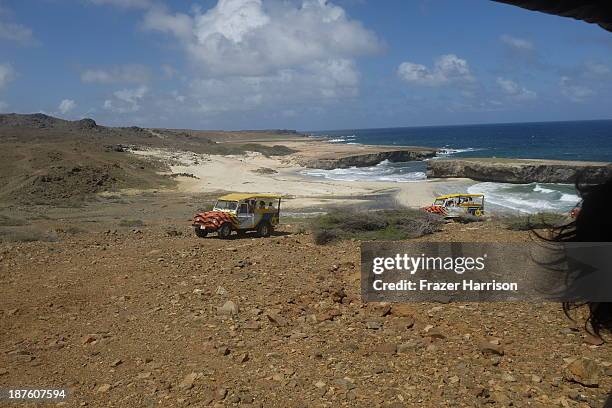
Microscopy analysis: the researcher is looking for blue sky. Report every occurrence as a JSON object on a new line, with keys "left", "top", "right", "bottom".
{"left": 1, "top": 0, "right": 611, "bottom": 130}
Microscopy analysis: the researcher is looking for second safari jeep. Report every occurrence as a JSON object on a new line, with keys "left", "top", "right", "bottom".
{"left": 192, "top": 193, "right": 281, "bottom": 239}
{"left": 424, "top": 193, "right": 485, "bottom": 218}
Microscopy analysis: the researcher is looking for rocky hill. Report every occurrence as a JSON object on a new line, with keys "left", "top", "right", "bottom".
{"left": 0, "top": 114, "right": 296, "bottom": 205}
{"left": 0, "top": 113, "right": 98, "bottom": 130}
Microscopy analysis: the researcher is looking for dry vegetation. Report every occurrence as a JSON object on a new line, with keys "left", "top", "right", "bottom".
{"left": 502, "top": 212, "right": 571, "bottom": 231}
{"left": 311, "top": 209, "right": 445, "bottom": 244}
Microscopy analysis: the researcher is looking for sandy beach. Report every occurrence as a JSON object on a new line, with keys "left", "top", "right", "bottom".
{"left": 132, "top": 144, "right": 472, "bottom": 211}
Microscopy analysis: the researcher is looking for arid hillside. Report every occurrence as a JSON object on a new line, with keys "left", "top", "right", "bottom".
{"left": 0, "top": 114, "right": 296, "bottom": 205}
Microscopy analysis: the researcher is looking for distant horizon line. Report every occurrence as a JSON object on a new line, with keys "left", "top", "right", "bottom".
{"left": 2, "top": 111, "right": 612, "bottom": 134}
{"left": 305, "top": 118, "right": 612, "bottom": 134}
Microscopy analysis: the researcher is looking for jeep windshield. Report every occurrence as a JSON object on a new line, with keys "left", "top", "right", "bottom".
{"left": 214, "top": 200, "right": 238, "bottom": 211}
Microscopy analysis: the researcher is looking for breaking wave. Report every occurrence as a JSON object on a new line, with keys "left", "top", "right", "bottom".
{"left": 467, "top": 182, "right": 580, "bottom": 214}
{"left": 437, "top": 147, "right": 488, "bottom": 156}
{"left": 302, "top": 160, "right": 427, "bottom": 182}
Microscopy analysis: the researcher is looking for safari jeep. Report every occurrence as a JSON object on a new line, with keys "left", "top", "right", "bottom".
{"left": 192, "top": 193, "right": 281, "bottom": 239}
{"left": 424, "top": 193, "right": 485, "bottom": 218}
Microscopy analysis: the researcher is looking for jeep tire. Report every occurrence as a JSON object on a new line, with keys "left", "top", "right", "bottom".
{"left": 257, "top": 221, "right": 272, "bottom": 237}
{"left": 218, "top": 223, "right": 232, "bottom": 239}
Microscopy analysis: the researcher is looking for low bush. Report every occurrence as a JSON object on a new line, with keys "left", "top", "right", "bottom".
{"left": 0, "top": 228, "right": 59, "bottom": 243}
{"left": 202, "top": 143, "right": 295, "bottom": 157}
{"left": 241, "top": 144, "right": 295, "bottom": 157}
{"left": 503, "top": 212, "right": 569, "bottom": 231}
{"left": 55, "top": 226, "right": 85, "bottom": 235}
{"left": 0, "top": 215, "right": 29, "bottom": 226}
{"left": 454, "top": 214, "right": 483, "bottom": 224}
{"left": 118, "top": 219, "right": 145, "bottom": 227}
{"left": 311, "top": 209, "right": 444, "bottom": 244}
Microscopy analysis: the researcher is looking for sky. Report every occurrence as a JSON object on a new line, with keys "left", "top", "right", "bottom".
{"left": 1, "top": 0, "right": 612, "bottom": 131}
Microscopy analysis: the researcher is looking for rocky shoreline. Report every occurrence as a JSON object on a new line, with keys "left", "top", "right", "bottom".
{"left": 427, "top": 158, "right": 612, "bottom": 184}
{"left": 296, "top": 148, "right": 437, "bottom": 170}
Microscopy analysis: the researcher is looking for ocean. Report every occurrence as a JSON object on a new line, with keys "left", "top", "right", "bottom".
{"left": 304, "top": 120, "right": 612, "bottom": 213}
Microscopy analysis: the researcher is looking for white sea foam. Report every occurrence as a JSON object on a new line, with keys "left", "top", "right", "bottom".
{"left": 560, "top": 193, "right": 580, "bottom": 202}
{"left": 303, "top": 160, "right": 426, "bottom": 183}
{"left": 533, "top": 184, "right": 555, "bottom": 194}
{"left": 324, "top": 134, "right": 357, "bottom": 143}
{"left": 437, "top": 147, "right": 487, "bottom": 156}
{"left": 467, "top": 182, "right": 579, "bottom": 214}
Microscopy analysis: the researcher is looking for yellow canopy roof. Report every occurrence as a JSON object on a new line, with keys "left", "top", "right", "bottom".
{"left": 435, "top": 193, "right": 484, "bottom": 199}
{"left": 218, "top": 193, "right": 282, "bottom": 201}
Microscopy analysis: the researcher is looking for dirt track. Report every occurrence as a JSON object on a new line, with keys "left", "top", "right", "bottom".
{"left": 1, "top": 217, "right": 610, "bottom": 407}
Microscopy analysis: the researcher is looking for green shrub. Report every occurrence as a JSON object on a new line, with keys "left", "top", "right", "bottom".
{"left": 311, "top": 209, "right": 444, "bottom": 244}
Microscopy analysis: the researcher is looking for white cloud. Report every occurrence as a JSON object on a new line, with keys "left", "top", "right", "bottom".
{"left": 0, "top": 21, "right": 34, "bottom": 44}
{"left": 0, "top": 3, "right": 35, "bottom": 45}
{"left": 142, "top": 0, "right": 382, "bottom": 76}
{"left": 81, "top": 65, "right": 151, "bottom": 84}
{"left": 141, "top": 8, "right": 193, "bottom": 40}
{"left": 560, "top": 76, "right": 594, "bottom": 103}
{"left": 171, "top": 90, "right": 185, "bottom": 103}
{"left": 397, "top": 54, "right": 473, "bottom": 86}
{"left": 0, "top": 100, "right": 8, "bottom": 112}
{"left": 583, "top": 61, "right": 610, "bottom": 77}
{"left": 161, "top": 64, "right": 177, "bottom": 79}
{"left": 0, "top": 63, "right": 14, "bottom": 88}
{"left": 500, "top": 34, "right": 534, "bottom": 52}
{"left": 496, "top": 77, "right": 536, "bottom": 100}
{"left": 133, "top": 0, "right": 380, "bottom": 118}
{"left": 87, "top": 0, "right": 152, "bottom": 9}
{"left": 188, "top": 58, "right": 360, "bottom": 115}
{"left": 58, "top": 99, "right": 76, "bottom": 114}
{"left": 104, "top": 85, "right": 148, "bottom": 113}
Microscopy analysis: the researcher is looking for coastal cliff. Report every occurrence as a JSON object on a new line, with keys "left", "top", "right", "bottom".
{"left": 298, "top": 149, "right": 437, "bottom": 169}
{"left": 427, "top": 158, "right": 612, "bottom": 184}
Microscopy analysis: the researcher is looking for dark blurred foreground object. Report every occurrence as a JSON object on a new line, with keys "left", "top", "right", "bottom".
{"left": 549, "top": 179, "right": 612, "bottom": 337}
{"left": 492, "top": 2, "right": 611, "bottom": 406}
{"left": 493, "top": 1, "right": 612, "bottom": 32}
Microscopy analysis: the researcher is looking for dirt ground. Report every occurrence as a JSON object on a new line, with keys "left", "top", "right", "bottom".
{"left": 1, "top": 193, "right": 611, "bottom": 407}
{"left": 1, "top": 114, "right": 610, "bottom": 407}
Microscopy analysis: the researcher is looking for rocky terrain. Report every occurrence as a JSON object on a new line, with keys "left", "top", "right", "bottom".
{"left": 0, "top": 114, "right": 610, "bottom": 407}
{"left": 296, "top": 149, "right": 437, "bottom": 170}
{"left": 427, "top": 158, "right": 612, "bottom": 184}
{"left": 0, "top": 194, "right": 611, "bottom": 407}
